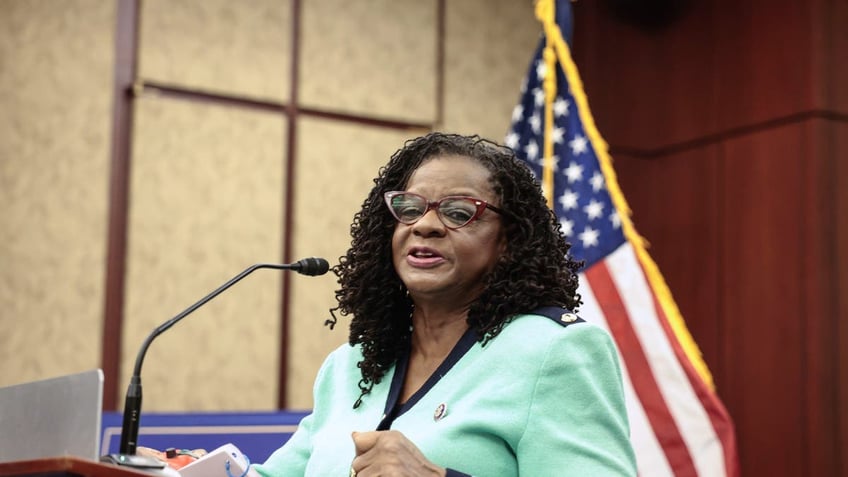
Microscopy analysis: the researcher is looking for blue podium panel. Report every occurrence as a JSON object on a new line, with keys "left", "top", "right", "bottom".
{"left": 101, "top": 411, "right": 310, "bottom": 464}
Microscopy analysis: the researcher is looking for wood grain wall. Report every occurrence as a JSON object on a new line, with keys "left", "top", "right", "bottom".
{"left": 571, "top": 0, "right": 847, "bottom": 475}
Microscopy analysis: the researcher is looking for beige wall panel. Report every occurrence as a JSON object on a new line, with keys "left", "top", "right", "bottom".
{"left": 139, "top": 0, "right": 291, "bottom": 102}
{"left": 300, "top": 0, "right": 437, "bottom": 124}
{"left": 0, "top": 1, "right": 114, "bottom": 387}
{"left": 441, "top": 0, "right": 539, "bottom": 142}
{"left": 123, "top": 97, "right": 286, "bottom": 411}
{"left": 287, "top": 118, "right": 420, "bottom": 409}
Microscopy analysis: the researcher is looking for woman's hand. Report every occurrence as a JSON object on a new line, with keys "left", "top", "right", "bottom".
{"left": 350, "top": 430, "right": 446, "bottom": 477}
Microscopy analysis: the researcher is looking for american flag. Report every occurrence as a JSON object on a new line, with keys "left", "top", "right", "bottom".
{"left": 506, "top": 2, "right": 739, "bottom": 476}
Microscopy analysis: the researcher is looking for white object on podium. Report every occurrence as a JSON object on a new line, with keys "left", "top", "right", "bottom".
{"left": 178, "top": 443, "right": 260, "bottom": 477}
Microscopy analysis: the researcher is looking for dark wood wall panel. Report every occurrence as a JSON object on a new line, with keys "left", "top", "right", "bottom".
{"left": 573, "top": 1, "right": 821, "bottom": 153}
{"left": 607, "top": 107, "right": 846, "bottom": 477}
{"left": 572, "top": 1, "right": 717, "bottom": 151}
{"left": 800, "top": 119, "right": 841, "bottom": 476}
{"left": 721, "top": 125, "right": 806, "bottom": 477}
{"left": 835, "top": 121, "right": 848, "bottom": 477}
{"left": 713, "top": 2, "right": 815, "bottom": 131}
{"left": 821, "top": 0, "right": 848, "bottom": 114}
{"left": 571, "top": 1, "right": 845, "bottom": 475}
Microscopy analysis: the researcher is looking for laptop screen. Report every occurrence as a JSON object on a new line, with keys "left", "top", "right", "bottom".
{"left": 0, "top": 369, "right": 103, "bottom": 463}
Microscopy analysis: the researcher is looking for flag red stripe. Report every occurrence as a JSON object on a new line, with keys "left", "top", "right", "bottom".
{"left": 585, "top": 261, "right": 699, "bottom": 477}
{"left": 648, "top": 291, "right": 740, "bottom": 477}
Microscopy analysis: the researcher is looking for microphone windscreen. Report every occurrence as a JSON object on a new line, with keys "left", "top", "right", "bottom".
{"left": 297, "top": 257, "right": 330, "bottom": 276}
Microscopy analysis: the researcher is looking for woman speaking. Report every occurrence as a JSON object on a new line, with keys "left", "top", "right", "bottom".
{"left": 255, "top": 132, "right": 637, "bottom": 477}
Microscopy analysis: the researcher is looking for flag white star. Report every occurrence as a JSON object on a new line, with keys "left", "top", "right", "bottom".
{"left": 558, "top": 189, "right": 579, "bottom": 210}
{"left": 559, "top": 218, "right": 574, "bottom": 237}
{"left": 505, "top": 132, "right": 520, "bottom": 149}
{"left": 610, "top": 210, "right": 621, "bottom": 229}
{"left": 535, "top": 154, "right": 545, "bottom": 167}
{"left": 529, "top": 113, "right": 541, "bottom": 134}
{"left": 524, "top": 140, "right": 539, "bottom": 160}
{"left": 583, "top": 199, "right": 604, "bottom": 220}
{"left": 511, "top": 104, "right": 524, "bottom": 123}
{"left": 578, "top": 226, "right": 600, "bottom": 248}
{"left": 568, "top": 134, "right": 589, "bottom": 155}
{"left": 539, "top": 154, "right": 560, "bottom": 172}
{"left": 554, "top": 97, "right": 570, "bottom": 117}
{"left": 536, "top": 61, "right": 547, "bottom": 81}
{"left": 590, "top": 171, "right": 605, "bottom": 191}
{"left": 552, "top": 126, "right": 565, "bottom": 144}
{"left": 563, "top": 162, "right": 584, "bottom": 183}
{"left": 533, "top": 88, "right": 545, "bottom": 106}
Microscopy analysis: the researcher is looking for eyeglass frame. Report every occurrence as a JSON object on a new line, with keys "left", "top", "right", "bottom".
{"left": 383, "top": 190, "right": 507, "bottom": 230}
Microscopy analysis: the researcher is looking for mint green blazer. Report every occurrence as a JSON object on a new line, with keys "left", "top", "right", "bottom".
{"left": 254, "top": 312, "right": 637, "bottom": 476}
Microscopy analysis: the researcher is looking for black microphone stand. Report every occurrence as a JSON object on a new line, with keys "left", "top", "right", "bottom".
{"left": 113, "top": 259, "right": 327, "bottom": 460}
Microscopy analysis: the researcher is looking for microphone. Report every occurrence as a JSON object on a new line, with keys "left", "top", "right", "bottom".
{"left": 292, "top": 256, "right": 330, "bottom": 276}
{"left": 116, "top": 258, "right": 329, "bottom": 457}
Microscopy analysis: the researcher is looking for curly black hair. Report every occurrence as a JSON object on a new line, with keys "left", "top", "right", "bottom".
{"left": 326, "top": 132, "right": 583, "bottom": 408}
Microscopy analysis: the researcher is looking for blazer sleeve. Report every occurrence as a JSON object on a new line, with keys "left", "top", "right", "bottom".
{"left": 253, "top": 413, "right": 314, "bottom": 477}
{"left": 252, "top": 354, "right": 336, "bottom": 477}
{"left": 516, "top": 322, "right": 637, "bottom": 476}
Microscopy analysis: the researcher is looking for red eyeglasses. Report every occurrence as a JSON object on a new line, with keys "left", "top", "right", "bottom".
{"left": 384, "top": 191, "right": 505, "bottom": 230}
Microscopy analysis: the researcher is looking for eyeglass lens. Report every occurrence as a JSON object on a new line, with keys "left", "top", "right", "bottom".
{"left": 389, "top": 193, "right": 480, "bottom": 228}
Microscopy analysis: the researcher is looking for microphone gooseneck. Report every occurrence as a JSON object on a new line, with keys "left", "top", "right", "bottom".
{"left": 118, "top": 258, "right": 329, "bottom": 455}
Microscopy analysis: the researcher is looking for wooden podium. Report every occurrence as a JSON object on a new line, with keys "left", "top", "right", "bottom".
{"left": 0, "top": 456, "right": 156, "bottom": 477}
